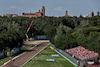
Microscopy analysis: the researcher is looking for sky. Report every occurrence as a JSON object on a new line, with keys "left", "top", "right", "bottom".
{"left": 0, "top": 0, "right": 100, "bottom": 17}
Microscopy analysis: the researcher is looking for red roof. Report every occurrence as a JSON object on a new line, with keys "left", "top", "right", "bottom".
{"left": 23, "top": 12, "right": 42, "bottom": 15}
{"left": 65, "top": 15, "right": 71, "bottom": 17}
{"left": 66, "top": 46, "right": 99, "bottom": 61}
{"left": 23, "top": 13, "right": 35, "bottom": 15}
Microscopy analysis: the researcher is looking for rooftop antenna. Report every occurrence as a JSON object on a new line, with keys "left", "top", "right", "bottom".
{"left": 29, "top": 11, "right": 31, "bottom": 18}
{"left": 29, "top": 11, "right": 31, "bottom": 13}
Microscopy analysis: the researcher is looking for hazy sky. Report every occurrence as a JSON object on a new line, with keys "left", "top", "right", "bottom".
{"left": 0, "top": 0, "right": 100, "bottom": 17}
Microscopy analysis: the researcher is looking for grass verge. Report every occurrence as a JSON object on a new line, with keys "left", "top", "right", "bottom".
{"left": 23, "top": 45, "right": 75, "bottom": 67}
{"left": 0, "top": 56, "right": 14, "bottom": 66}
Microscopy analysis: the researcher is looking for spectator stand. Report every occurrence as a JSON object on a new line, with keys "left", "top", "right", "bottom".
{"left": 66, "top": 46, "right": 99, "bottom": 67}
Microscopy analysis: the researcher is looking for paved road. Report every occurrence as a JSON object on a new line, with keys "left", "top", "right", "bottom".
{"left": 2, "top": 42, "right": 50, "bottom": 67}
{"left": 23, "top": 40, "right": 50, "bottom": 45}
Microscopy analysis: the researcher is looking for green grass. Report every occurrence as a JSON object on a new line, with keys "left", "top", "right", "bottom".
{"left": 23, "top": 45, "right": 75, "bottom": 67}
{"left": 20, "top": 44, "right": 34, "bottom": 50}
{"left": 0, "top": 56, "right": 14, "bottom": 66}
{"left": 20, "top": 47, "right": 30, "bottom": 50}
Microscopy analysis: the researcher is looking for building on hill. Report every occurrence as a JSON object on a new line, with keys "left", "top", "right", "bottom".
{"left": 22, "top": 6, "right": 45, "bottom": 18}
{"left": 65, "top": 11, "right": 71, "bottom": 17}
{"left": 4, "top": 14, "right": 18, "bottom": 17}
{"left": 90, "top": 12, "right": 94, "bottom": 17}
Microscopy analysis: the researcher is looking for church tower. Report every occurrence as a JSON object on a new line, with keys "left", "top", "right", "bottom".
{"left": 42, "top": 6, "right": 45, "bottom": 16}
{"left": 39, "top": 9, "right": 40, "bottom": 12}
{"left": 90, "top": 12, "right": 94, "bottom": 17}
{"left": 65, "top": 11, "right": 68, "bottom": 16}
{"left": 65, "top": 11, "right": 71, "bottom": 17}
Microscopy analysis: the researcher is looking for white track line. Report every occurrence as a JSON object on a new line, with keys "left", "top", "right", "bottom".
{"left": 20, "top": 43, "right": 51, "bottom": 67}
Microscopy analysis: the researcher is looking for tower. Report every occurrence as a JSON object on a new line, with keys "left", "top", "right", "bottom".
{"left": 90, "top": 12, "right": 94, "bottom": 17}
{"left": 65, "top": 11, "right": 68, "bottom": 16}
{"left": 65, "top": 11, "right": 71, "bottom": 17}
{"left": 39, "top": 9, "right": 40, "bottom": 12}
{"left": 42, "top": 6, "right": 45, "bottom": 16}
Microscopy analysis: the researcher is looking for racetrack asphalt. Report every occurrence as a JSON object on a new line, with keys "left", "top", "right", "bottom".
{"left": 2, "top": 42, "right": 50, "bottom": 67}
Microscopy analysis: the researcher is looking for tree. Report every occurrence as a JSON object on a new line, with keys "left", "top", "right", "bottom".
{"left": 0, "top": 30, "right": 21, "bottom": 50}
{"left": 43, "top": 24, "right": 56, "bottom": 44}
{"left": 79, "top": 14, "right": 83, "bottom": 18}
{"left": 97, "top": 12, "right": 100, "bottom": 17}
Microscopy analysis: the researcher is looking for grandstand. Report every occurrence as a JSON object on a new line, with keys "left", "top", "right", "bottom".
{"left": 66, "top": 46, "right": 99, "bottom": 61}
{"left": 65, "top": 46, "right": 99, "bottom": 67}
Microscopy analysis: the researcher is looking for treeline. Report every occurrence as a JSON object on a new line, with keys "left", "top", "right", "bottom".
{"left": 44, "top": 16, "right": 100, "bottom": 57}
{"left": 0, "top": 15, "right": 100, "bottom": 58}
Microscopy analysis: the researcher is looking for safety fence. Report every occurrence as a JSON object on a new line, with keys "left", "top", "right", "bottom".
{"left": 50, "top": 46, "right": 78, "bottom": 67}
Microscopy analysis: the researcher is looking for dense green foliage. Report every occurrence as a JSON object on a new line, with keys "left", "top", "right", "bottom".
{"left": 0, "top": 15, "right": 100, "bottom": 58}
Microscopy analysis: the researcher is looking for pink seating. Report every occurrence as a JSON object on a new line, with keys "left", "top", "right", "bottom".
{"left": 66, "top": 46, "right": 99, "bottom": 61}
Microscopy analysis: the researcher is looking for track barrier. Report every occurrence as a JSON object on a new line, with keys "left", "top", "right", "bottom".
{"left": 50, "top": 46, "right": 78, "bottom": 67}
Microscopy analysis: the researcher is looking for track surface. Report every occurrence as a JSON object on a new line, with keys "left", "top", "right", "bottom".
{"left": 23, "top": 40, "right": 50, "bottom": 45}
{"left": 2, "top": 42, "right": 50, "bottom": 67}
